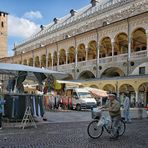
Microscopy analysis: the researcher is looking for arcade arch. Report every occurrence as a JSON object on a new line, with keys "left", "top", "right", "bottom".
{"left": 101, "top": 67, "right": 125, "bottom": 78}
{"left": 59, "top": 49, "right": 66, "bottom": 65}
{"left": 138, "top": 82, "right": 148, "bottom": 106}
{"left": 89, "top": 85, "right": 98, "bottom": 88}
{"left": 68, "top": 46, "right": 75, "bottom": 63}
{"left": 28, "top": 58, "right": 33, "bottom": 66}
{"left": 131, "top": 28, "right": 147, "bottom": 52}
{"left": 87, "top": 40, "right": 97, "bottom": 60}
{"left": 114, "top": 33, "right": 128, "bottom": 54}
{"left": 35, "top": 56, "right": 40, "bottom": 67}
{"left": 23, "top": 59, "right": 27, "bottom": 65}
{"left": 100, "top": 37, "right": 112, "bottom": 57}
{"left": 48, "top": 53, "right": 52, "bottom": 67}
{"left": 103, "top": 84, "right": 115, "bottom": 93}
{"left": 53, "top": 51, "right": 57, "bottom": 66}
{"left": 78, "top": 70, "right": 95, "bottom": 80}
{"left": 77, "top": 44, "right": 86, "bottom": 62}
{"left": 41, "top": 54, "right": 46, "bottom": 67}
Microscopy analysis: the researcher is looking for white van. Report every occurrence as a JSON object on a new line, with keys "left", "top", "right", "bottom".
{"left": 71, "top": 88, "right": 97, "bottom": 111}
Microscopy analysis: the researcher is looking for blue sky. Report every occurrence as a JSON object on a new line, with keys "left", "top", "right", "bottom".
{"left": 0, "top": 0, "right": 90, "bottom": 56}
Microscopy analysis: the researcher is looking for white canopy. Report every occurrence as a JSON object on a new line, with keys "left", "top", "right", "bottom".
{"left": 56, "top": 80, "right": 81, "bottom": 85}
{"left": 0, "top": 63, "right": 69, "bottom": 80}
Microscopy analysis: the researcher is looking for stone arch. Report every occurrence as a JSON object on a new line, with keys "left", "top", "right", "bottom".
{"left": 90, "top": 85, "right": 98, "bottom": 88}
{"left": 119, "top": 84, "right": 135, "bottom": 103}
{"left": 59, "top": 49, "right": 66, "bottom": 65}
{"left": 87, "top": 40, "right": 97, "bottom": 60}
{"left": 100, "top": 37, "right": 112, "bottom": 57}
{"left": 68, "top": 46, "right": 75, "bottom": 63}
{"left": 119, "top": 84, "right": 135, "bottom": 94}
{"left": 53, "top": 51, "right": 57, "bottom": 66}
{"left": 77, "top": 44, "right": 86, "bottom": 62}
{"left": 35, "top": 56, "right": 40, "bottom": 67}
{"left": 114, "top": 32, "right": 128, "bottom": 54}
{"left": 48, "top": 53, "right": 52, "bottom": 67}
{"left": 138, "top": 82, "right": 148, "bottom": 106}
{"left": 28, "top": 58, "right": 33, "bottom": 66}
{"left": 131, "top": 27, "right": 147, "bottom": 52}
{"left": 41, "top": 54, "right": 46, "bottom": 67}
{"left": 23, "top": 59, "right": 27, "bottom": 65}
{"left": 103, "top": 84, "right": 115, "bottom": 93}
{"left": 78, "top": 70, "right": 95, "bottom": 80}
{"left": 101, "top": 67, "right": 125, "bottom": 78}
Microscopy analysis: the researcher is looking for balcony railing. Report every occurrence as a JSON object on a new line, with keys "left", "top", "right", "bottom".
{"left": 77, "top": 59, "right": 96, "bottom": 68}
{"left": 58, "top": 63, "right": 74, "bottom": 71}
{"left": 47, "top": 50, "right": 147, "bottom": 72}
{"left": 131, "top": 50, "right": 147, "bottom": 59}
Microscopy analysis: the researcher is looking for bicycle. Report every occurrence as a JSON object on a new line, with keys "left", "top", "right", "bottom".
{"left": 87, "top": 108, "right": 126, "bottom": 139}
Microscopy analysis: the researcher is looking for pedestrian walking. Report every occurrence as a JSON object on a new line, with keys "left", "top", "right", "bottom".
{"left": 123, "top": 94, "right": 131, "bottom": 123}
{"left": 0, "top": 94, "right": 5, "bottom": 129}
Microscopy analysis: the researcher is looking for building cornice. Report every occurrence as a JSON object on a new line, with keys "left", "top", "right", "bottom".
{"left": 14, "top": 0, "right": 148, "bottom": 54}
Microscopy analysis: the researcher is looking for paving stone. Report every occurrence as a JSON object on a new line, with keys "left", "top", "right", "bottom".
{"left": 0, "top": 119, "right": 147, "bottom": 148}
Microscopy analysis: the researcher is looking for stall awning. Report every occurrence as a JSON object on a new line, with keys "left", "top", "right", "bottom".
{"left": 0, "top": 63, "right": 69, "bottom": 81}
{"left": 56, "top": 80, "right": 82, "bottom": 85}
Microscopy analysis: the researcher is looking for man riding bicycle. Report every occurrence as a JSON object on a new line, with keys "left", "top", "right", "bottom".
{"left": 102, "top": 94, "right": 121, "bottom": 140}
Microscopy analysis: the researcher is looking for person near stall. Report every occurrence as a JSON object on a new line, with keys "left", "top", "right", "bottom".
{"left": 0, "top": 94, "right": 5, "bottom": 129}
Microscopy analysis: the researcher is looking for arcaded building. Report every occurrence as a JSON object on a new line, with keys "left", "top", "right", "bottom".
{"left": 1, "top": 0, "right": 148, "bottom": 106}
{"left": 0, "top": 11, "right": 8, "bottom": 58}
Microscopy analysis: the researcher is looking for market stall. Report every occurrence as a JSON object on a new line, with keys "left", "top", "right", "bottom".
{"left": 0, "top": 63, "right": 69, "bottom": 121}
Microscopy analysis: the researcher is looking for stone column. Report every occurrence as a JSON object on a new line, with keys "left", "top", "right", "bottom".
{"left": 66, "top": 51, "right": 68, "bottom": 64}
{"left": 96, "top": 31, "right": 99, "bottom": 78}
{"left": 146, "top": 30, "right": 148, "bottom": 56}
{"left": 32, "top": 50, "right": 35, "bottom": 67}
{"left": 51, "top": 55, "right": 54, "bottom": 70}
{"left": 75, "top": 49, "right": 78, "bottom": 79}
{"left": 85, "top": 46, "right": 88, "bottom": 61}
{"left": 127, "top": 19, "right": 131, "bottom": 76}
{"left": 74, "top": 36, "right": 77, "bottom": 79}
{"left": 57, "top": 52, "right": 59, "bottom": 71}
{"left": 135, "top": 90, "right": 138, "bottom": 106}
{"left": 111, "top": 39, "right": 114, "bottom": 62}
{"left": 39, "top": 56, "right": 41, "bottom": 68}
{"left": 46, "top": 47, "right": 48, "bottom": 68}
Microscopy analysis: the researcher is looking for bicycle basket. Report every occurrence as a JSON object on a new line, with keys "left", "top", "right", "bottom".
{"left": 91, "top": 108, "right": 102, "bottom": 119}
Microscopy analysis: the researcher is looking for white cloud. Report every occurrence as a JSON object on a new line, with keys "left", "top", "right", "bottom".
{"left": 8, "top": 15, "right": 40, "bottom": 38}
{"left": 24, "top": 11, "right": 43, "bottom": 19}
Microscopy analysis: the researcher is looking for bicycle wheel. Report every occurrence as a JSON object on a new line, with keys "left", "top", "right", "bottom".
{"left": 87, "top": 120, "right": 104, "bottom": 139}
{"left": 118, "top": 119, "right": 126, "bottom": 136}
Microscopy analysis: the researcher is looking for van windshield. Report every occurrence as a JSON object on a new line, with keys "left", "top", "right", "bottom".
{"left": 78, "top": 92, "right": 92, "bottom": 98}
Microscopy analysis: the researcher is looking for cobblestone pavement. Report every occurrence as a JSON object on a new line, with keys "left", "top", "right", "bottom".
{"left": 0, "top": 119, "right": 148, "bottom": 148}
